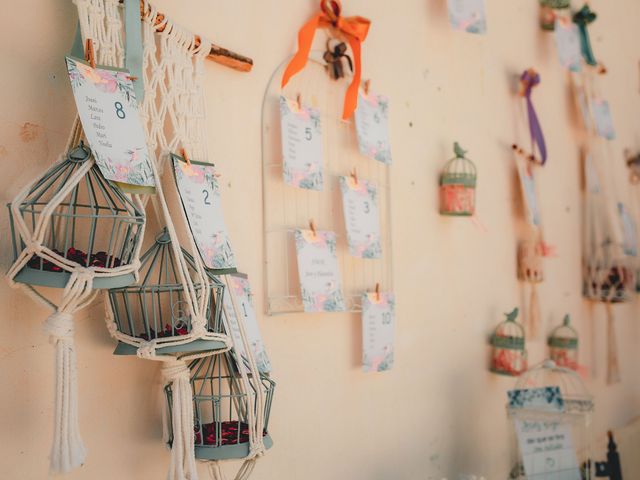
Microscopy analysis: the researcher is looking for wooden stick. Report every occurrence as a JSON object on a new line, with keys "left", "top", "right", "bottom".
{"left": 120, "top": 0, "right": 253, "bottom": 72}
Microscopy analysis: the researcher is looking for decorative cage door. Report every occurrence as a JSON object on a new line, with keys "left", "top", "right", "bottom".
{"left": 261, "top": 48, "right": 393, "bottom": 315}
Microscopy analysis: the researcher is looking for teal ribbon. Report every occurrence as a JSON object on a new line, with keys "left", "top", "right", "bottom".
{"left": 124, "top": 0, "right": 144, "bottom": 102}
{"left": 573, "top": 4, "right": 597, "bottom": 66}
{"left": 69, "top": 1, "right": 145, "bottom": 102}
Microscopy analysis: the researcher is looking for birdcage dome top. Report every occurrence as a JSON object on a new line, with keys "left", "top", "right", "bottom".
{"left": 441, "top": 142, "right": 477, "bottom": 187}
{"left": 540, "top": 0, "right": 570, "bottom": 8}
{"left": 491, "top": 308, "right": 525, "bottom": 349}
{"left": 515, "top": 359, "right": 593, "bottom": 413}
{"left": 548, "top": 314, "right": 578, "bottom": 349}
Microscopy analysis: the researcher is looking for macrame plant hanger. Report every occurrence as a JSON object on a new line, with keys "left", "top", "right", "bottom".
{"left": 5, "top": 1, "right": 153, "bottom": 472}
{"left": 572, "top": 4, "right": 629, "bottom": 385}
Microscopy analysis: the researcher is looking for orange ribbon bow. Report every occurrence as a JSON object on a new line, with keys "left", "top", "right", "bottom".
{"left": 281, "top": 0, "right": 370, "bottom": 120}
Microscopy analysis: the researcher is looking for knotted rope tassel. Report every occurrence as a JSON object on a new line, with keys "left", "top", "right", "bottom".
{"left": 605, "top": 303, "right": 621, "bottom": 385}
{"left": 208, "top": 459, "right": 256, "bottom": 480}
{"left": 162, "top": 360, "right": 198, "bottom": 480}
{"left": 529, "top": 283, "right": 540, "bottom": 339}
{"left": 43, "top": 310, "right": 86, "bottom": 474}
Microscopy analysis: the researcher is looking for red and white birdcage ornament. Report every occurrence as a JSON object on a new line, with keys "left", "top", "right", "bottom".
{"left": 490, "top": 308, "right": 528, "bottom": 376}
{"left": 439, "top": 142, "right": 477, "bottom": 216}
{"left": 548, "top": 314, "right": 579, "bottom": 371}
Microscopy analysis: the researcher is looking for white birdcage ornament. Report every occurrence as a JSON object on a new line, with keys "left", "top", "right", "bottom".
{"left": 507, "top": 360, "right": 594, "bottom": 479}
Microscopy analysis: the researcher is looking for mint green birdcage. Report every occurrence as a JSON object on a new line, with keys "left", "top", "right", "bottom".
{"left": 108, "top": 228, "right": 227, "bottom": 356}
{"left": 7, "top": 142, "right": 145, "bottom": 289}
{"left": 165, "top": 351, "right": 275, "bottom": 460}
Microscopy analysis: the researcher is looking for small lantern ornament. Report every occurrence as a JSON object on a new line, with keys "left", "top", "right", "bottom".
{"left": 439, "top": 142, "right": 477, "bottom": 216}
{"left": 548, "top": 314, "right": 579, "bottom": 371}
{"left": 539, "top": 0, "right": 571, "bottom": 31}
{"left": 491, "top": 308, "right": 527, "bottom": 376}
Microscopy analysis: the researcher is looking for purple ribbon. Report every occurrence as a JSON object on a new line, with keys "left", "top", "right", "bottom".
{"left": 520, "top": 69, "right": 547, "bottom": 165}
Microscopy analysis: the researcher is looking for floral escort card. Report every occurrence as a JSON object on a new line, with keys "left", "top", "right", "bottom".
{"left": 447, "top": 0, "right": 487, "bottom": 34}
{"left": 516, "top": 160, "right": 541, "bottom": 226}
{"left": 279, "top": 96, "right": 324, "bottom": 190}
{"left": 66, "top": 56, "right": 155, "bottom": 193}
{"left": 339, "top": 176, "right": 382, "bottom": 258}
{"left": 294, "top": 229, "right": 345, "bottom": 312}
{"left": 222, "top": 274, "right": 271, "bottom": 374}
{"left": 592, "top": 98, "right": 616, "bottom": 140}
{"left": 555, "top": 18, "right": 582, "bottom": 73}
{"left": 508, "top": 387, "right": 581, "bottom": 480}
{"left": 354, "top": 90, "right": 392, "bottom": 165}
{"left": 171, "top": 154, "right": 236, "bottom": 271}
{"left": 362, "top": 291, "right": 395, "bottom": 373}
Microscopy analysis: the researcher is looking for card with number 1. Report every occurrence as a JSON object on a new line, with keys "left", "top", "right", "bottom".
{"left": 66, "top": 56, "right": 156, "bottom": 193}
{"left": 279, "top": 96, "right": 324, "bottom": 190}
{"left": 171, "top": 154, "right": 237, "bottom": 271}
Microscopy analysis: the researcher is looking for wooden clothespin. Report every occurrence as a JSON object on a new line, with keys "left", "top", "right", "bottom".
{"left": 350, "top": 167, "right": 358, "bottom": 185}
{"left": 375, "top": 282, "right": 380, "bottom": 302}
{"left": 363, "top": 79, "right": 371, "bottom": 95}
{"left": 85, "top": 38, "right": 96, "bottom": 68}
{"left": 180, "top": 147, "right": 191, "bottom": 166}
{"left": 296, "top": 93, "right": 303, "bottom": 110}
{"left": 309, "top": 219, "right": 317, "bottom": 238}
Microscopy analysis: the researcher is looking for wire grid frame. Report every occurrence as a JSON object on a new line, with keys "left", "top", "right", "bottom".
{"left": 165, "top": 351, "right": 275, "bottom": 460}
{"left": 261, "top": 48, "right": 393, "bottom": 315}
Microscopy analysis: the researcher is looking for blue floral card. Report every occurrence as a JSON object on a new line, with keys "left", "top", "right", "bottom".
{"left": 618, "top": 203, "right": 638, "bottom": 257}
{"left": 66, "top": 56, "right": 155, "bottom": 193}
{"left": 555, "top": 18, "right": 582, "bottom": 73}
{"left": 354, "top": 90, "right": 392, "bottom": 165}
{"left": 171, "top": 155, "right": 236, "bottom": 270}
{"left": 279, "top": 96, "right": 324, "bottom": 190}
{"left": 592, "top": 98, "right": 616, "bottom": 140}
{"left": 447, "top": 0, "right": 487, "bottom": 34}
{"left": 222, "top": 274, "right": 271, "bottom": 374}
{"left": 339, "top": 176, "right": 382, "bottom": 258}
{"left": 294, "top": 229, "right": 345, "bottom": 312}
{"left": 516, "top": 160, "right": 541, "bottom": 227}
{"left": 362, "top": 291, "right": 395, "bottom": 373}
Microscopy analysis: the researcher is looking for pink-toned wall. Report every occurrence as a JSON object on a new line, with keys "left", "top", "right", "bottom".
{"left": 1, "top": 1, "right": 639, "bottom": 479}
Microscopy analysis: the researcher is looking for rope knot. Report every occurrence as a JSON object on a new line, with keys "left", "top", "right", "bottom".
{"left": 161, "top": 361, "right": 191, "bottom": 385}
{"left": 136, "top": 342, "right": 157, "bottom": 359}
{"left": 43, "top": 312, "right": 75, "bottom": 343}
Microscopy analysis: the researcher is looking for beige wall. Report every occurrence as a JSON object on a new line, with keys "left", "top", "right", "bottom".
{"left": 1, "top": 0, "right": 640, "bottom": 479}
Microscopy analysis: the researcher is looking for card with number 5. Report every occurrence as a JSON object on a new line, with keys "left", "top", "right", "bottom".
{"left": 66, "top": 56, "right": 156, "bottom": 193}
{"left": 279, "top": 96, "right": 324, "bottom": 191}
{"left": 171, "top": 154, "right": 237, "bottom": 271}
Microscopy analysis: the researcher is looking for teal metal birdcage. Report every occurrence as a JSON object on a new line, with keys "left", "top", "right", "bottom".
{"left": 548, "top": 314, "right": 579, "bottom": 371}
{"left": 108, "top": 228, "right": 228, "bottom": 356}
{"left": 490, "top": 308, "right": 528, "bottom": 376}
{"left": 439, "top": 142, "right": 477, "bottom": 216}
{"left": 165, "top": 351, "right": 275, "bottom": 461}
{"left": 8, "top": 142, "right": 145, "bottom": 289}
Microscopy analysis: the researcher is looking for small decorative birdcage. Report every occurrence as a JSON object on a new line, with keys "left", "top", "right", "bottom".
{"left": 107, "top": 228, "right": 229, "bottom": 356}
{"left": 7, "top": 142, "right": 145, "bottom": 289}
{"left": 548, "top": 314, "right": 579, "bottom": 371}
{"left": 165, "top": 351, "right": 275, "bottom": 461}
{"left": 440, "top": 142, "right": 477, "bottom": 216}
{"left": 490, "top": 308, "right": 527, "bottom": 376}
{"left": 539, "top": 0, "right": 571, "bottom": 30}
{"left": 507, "top": 359, "right": 594, "bottom": 479}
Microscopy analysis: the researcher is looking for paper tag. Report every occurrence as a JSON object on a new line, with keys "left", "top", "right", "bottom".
{"left": 618, "top": 203, "right": 638, "bottom": 257}
{"left": 509, "top": 387, "right": 581, "bottom": 480}
{"left": 339, "top": 176, "right": 382, "bottom": 258}
{"left": 447, "top": 0, "right": 487, "bottom": 34}
{"left": 294, "top": 229, "right": 345, "bottom": 312}
{"left": 362, "top": 291, "right": 395, "bottom": 373}
{"left": 516, "top": 160, "right": 541, "bottom": 226}
{"left": 279, "top": 96, "right": 324, "bottom": 190}
{"left": 554, "top": 18, "right": 582, "bottom": 73}
{"left": 592, "top": 98, "right": 616, "bottom": 140}
{"left": 171, "top": 155, "right": 236, "bottom": 270}
{"left": 576, "top": 88, "right": 591, "bottom": 130}
{"left": 222, "top": 274, "right": 271, "bottom": 373}
{"left": 66, "top": 56, "right": 155, "bottom": 193}
{"left": 354, "top": 90, "right": 392, "bottom": 165}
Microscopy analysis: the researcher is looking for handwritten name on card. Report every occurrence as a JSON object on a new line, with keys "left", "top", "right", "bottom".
{"left": 66, "top": 56, "right": 155, "bottom": 192}
{"left": 362, "top": 292, "right": 395, "bottom": 373}
{"left": 354, "top": 91, "right": 392, "bottom": 165}
{"left": 279, "top": 96, "right": 324, "bottom": 190}
{"left": 222, "top": 274, "right": 271, "bottom": 374}
{"left": 172, "top": 155, "right": 236, "bottom": 270}
{"left": 294, "top": 229, "right": 345, "bottom": 313}
{"left": 339, "top": 176, "right": 382, "bottom": 258}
